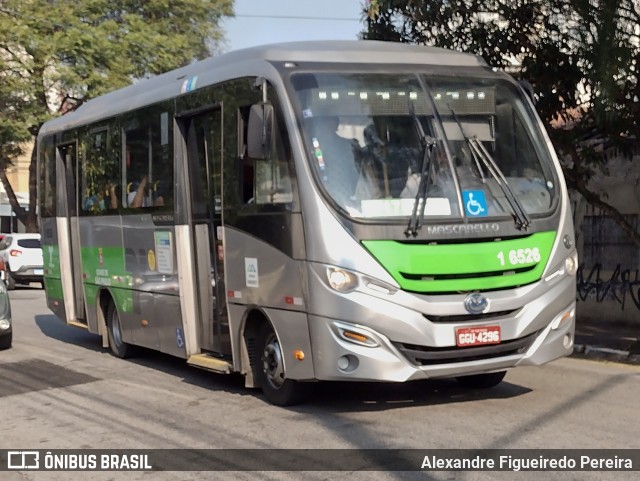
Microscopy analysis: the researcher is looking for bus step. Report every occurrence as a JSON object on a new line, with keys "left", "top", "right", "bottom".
{"left": 67, "top": 320, "right": 89, "bottom": 330}
{"left": 187, "top": 354, "right": 231, "bottom": 374}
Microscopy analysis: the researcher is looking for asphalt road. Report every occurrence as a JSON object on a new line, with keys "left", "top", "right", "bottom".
{"left": 2, "top": 286, "right": 639, "bottom": 481}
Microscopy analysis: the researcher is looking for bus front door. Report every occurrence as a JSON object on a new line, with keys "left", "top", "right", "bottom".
{"left": 185, "top": 109, "right": 231, "bottom": 357}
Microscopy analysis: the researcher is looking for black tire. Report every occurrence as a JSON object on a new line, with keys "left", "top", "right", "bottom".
{"left": 0, "top": 332, "right": 12, "bottom": 350}
{"left": 456, "top": 371, "right": 506, "bottom": 389}
{"left": 255, "top": 322, "right": 306, "bottom": 406}
{"left": 106, "top": 302, "right": 135, "bottom": 359}
{"left": 4, "top": 268, "right": 15, "bottom": 291}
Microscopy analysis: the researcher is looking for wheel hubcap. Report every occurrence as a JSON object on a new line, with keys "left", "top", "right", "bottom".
{"left": 262, "top": 333, "right": 285, "bottom": 389}
{"left": 111, "top": 312, "right": 123, "bottom": 347}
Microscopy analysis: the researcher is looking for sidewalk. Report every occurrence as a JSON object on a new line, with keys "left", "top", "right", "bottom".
{"left": 573, "top": 317, "right": 640, "bottom": 365}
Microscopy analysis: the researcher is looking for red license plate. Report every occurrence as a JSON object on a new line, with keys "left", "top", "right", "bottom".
{"left": 455, "top": 325, "right": 501, "bottom": 347}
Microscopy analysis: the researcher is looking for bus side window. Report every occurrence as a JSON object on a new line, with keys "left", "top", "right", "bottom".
{"left": 123, "top": 110, "right": 173, "bottom": 210}
{"left": 81, "top": 128, "right": 119, "bottom": 215}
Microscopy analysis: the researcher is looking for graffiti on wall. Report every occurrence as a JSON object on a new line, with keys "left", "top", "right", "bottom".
{"left": 577, "top": 263, "right": 640, "bottom": 310}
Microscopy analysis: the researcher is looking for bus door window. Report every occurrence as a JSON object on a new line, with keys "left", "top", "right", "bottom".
{"left": 56, "top": 143, "right": 78, "bottom": 217}
{"left": 238, "top": 105, "right": 254, "bottom": 204}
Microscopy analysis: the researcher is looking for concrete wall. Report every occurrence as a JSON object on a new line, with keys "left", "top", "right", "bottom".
{"left": 573, "top": 154, "right": 640, "bottom": 324}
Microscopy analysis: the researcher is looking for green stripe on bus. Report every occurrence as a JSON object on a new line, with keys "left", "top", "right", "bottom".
{"left": 43, "top": 244, "right": 61, "bottom": 279}
{"left": 80, "top": 246, "right": 134, "bottom": 313}
{"left": 80, "top": 246, "right": 129, "bottom": 288}
{"left": 43, "top": 277, "right": 64, "bottom": 299}
{"left": 362, "top": 231, "right": 557, "bottom": 293}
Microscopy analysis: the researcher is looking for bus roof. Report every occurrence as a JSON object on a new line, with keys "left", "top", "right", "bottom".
{"left": 38, "top": 40, "right": 487, "bottom": 138}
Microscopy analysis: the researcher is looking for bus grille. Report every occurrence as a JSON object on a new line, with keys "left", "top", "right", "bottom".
{"left": 393, "top": 331, "right": 540, "bottom": 366}
{"left": 424, "top": 309, "right": 519, "bottom": 323}
{"left": 400, "top": 265, "right": 535, "bottom": 281}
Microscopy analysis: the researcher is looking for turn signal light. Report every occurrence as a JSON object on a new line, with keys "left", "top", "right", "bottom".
{"left": 551, "top": 307, "right": 575, "bottom": 330}
{"left": 342, "top": 330, "right": 370, "bottom": 343}
{"left": 335, "top": 324, "right": 379, "bottom": 347}
{"left": 9, "top": 249, "right": 22, "bottom": 257}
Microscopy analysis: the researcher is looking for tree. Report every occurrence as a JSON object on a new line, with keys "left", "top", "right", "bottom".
{"left": 362, "top": 0, "right": 640, "bottom": 246}
{"left": 0, "top": 0, "right": 233, "bottom": 232}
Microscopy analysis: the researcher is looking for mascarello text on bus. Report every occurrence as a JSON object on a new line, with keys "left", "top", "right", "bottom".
{"left": 37, "top": 41, "right": 577, "bottom": 406}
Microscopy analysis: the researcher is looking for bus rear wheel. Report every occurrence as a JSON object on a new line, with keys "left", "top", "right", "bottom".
{"left": 256, "top": 323, "right": 306, "bottom": 406}
{"left": 455, "top": 371, "right": 506, "bottom": 389}
{"left": 106, "top": 302, "right": 135, "bottom": 359}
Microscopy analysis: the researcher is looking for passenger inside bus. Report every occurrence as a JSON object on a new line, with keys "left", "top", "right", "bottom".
{"left": 128, "top": 176, "right": 166, "bottom": 208}
{"left": 127, "top": 176, "right": 149, "bottom": 207}
{"left": 83, "top": 183, "right": 118, "bottom": 212}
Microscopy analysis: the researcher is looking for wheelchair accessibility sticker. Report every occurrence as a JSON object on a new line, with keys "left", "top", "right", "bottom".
{"left": 176, "top": 328, "right": 185, "bottom": 349}
{"left": 463, "top": 190, "right": 488, "bottom": 217}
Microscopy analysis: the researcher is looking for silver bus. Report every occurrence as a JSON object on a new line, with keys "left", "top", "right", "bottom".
{"left": 38, "top": 41, "right": 577, "bottom": 405}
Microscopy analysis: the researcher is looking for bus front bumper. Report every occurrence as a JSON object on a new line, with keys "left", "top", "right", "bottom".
{"left": 307, "top": 306, "right": 575, "bottom": 383}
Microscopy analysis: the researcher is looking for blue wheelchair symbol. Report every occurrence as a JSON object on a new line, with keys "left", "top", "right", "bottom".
{"left": 463, "top": 190, "right": 488, "bottom": 217}
{"left": 176, "top": 328, "right": 185, "bottom": 349}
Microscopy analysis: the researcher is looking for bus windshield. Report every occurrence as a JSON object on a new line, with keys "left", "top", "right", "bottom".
{"left": 290, "top": 72, "right": 558, "bottom": 221}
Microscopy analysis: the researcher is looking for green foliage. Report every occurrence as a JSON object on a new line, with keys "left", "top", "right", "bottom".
{"left": 363, "top": 0, "right": 640, "bottom": 245}
{"left": 363, "top": 1, "right": 639, "bottom": 137}
{"left": 0, "top": 0, "right": 233, "bottom": 230}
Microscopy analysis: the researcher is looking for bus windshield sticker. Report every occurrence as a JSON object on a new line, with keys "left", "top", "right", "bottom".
{"left": 147, "top": 250, "right": 156, "bottom": 271}
{"left": 154, "top": 231, "right": 174, "bottom": 274}
{"left": 462, "top": 190, "right": 488, "bottom": 217}
{"left": 360, "top": 198, "right": 450, "bottom": 218}
{"left": 245, "top": 257, "right": 259, "bottom": 287}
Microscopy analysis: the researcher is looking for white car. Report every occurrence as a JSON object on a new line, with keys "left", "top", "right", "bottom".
{"left": 0, "top": 233, "right": 44, "bottom": 290}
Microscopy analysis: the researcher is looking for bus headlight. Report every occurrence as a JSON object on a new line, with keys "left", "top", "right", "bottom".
{"left": 545, "top": 251, "right": 578, "bottom": 282}
{"left": 326, "top": 267, "right": 358, "bottom": 292}
{"left": 565, "top": 252, "right": 578, "bottom": 276}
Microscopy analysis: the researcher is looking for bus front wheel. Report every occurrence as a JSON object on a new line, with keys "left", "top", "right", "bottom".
{"left": 455, "top": 371, "right": 506, "bottom": 389}
{"left": 106, "top": 302, "right": 135, "bottom": 359}
{"left": 256, "top": 322, "right": 306, "bottom": 406}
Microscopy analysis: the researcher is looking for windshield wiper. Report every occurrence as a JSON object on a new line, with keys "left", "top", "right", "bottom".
{"left": 405, "top": 102, "right": 437, "bottom": 237}
{"left": 468, "top": 138, "right": 530, "bottom": 229}
{"left": 449, "top": 110, "right": 530, "bottom": 230}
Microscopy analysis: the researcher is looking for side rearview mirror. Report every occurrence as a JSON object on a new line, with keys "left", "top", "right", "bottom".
{"left": 247, "top": 103, "right": 274, "bottom": 160}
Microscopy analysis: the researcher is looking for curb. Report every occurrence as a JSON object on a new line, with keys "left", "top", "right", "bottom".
{"left": 572, "top": 344, "right": 640, "bottom": 365}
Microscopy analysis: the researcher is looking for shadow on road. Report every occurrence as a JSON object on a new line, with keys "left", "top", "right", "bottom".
{"left": 290, "top": 377, "right": 531, "bottom": 413}
{"left": 35, "top": 314, "right": 105, "bottom": 353}
{"left": 33, "top": 314, "right": 531, "bottom": 410}
{"left": 34, "top": 313, "right": 250, "bottom": 397}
